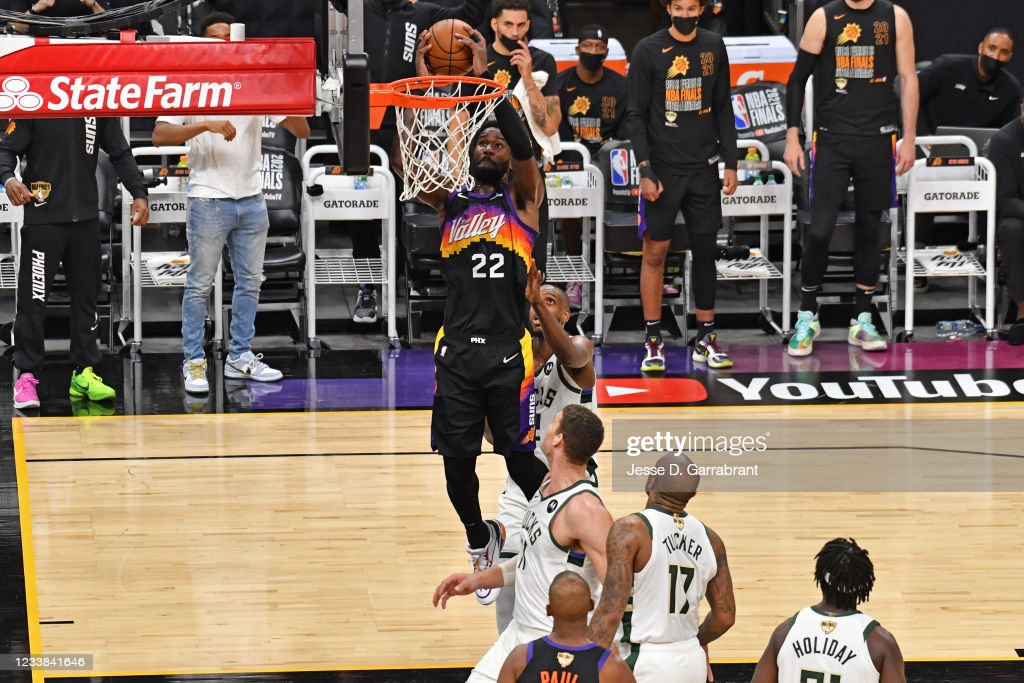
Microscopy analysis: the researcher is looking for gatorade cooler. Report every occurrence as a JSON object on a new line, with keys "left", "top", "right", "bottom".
{"left": 528, "top": 38, "right": 629, "bottom": 76}
{"left": 724, "top": 35, "right": 797, "bottom": 86}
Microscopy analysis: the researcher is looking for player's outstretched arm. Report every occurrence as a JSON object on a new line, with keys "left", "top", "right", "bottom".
{"left": 588, "top": 514, "right": 645, "bottom": 648}
{"left": 696, "top": 526, "right": 736, "bottom": 646}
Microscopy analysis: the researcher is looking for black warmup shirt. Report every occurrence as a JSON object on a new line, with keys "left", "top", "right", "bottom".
{"left": 626, "top": 28, "right": 737, "bottom": 172}
{"left": 814, "top": 0, "right": 899, "bottom": 136}
{"left": 556, "top": 66, "right": 627, "bottom": 155}
{"left": 917, "top": 54, "right": 1022, "bottom": 135}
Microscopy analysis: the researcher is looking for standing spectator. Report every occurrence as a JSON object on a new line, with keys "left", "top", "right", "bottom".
{"left": 0, "top": 117, "right": 149, "bottom": 409}
{"left": 784, "top": 0, "right": 918, "bottom": 357}
{"left": 152, "top": 12, "right": 310, "bottom": 395}
{"left": 555, "top": 24, "right": 626, "bottom": 307}
{"left": 627, "top": 0, "right": 738, "bottom": 373}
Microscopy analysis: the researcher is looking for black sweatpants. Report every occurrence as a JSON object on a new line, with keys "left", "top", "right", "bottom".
{"left": 998, "top": 217, "right": 1024, "bottom": 304}
{"left": 13, "top": 220, "right": 103, "bottom": 373}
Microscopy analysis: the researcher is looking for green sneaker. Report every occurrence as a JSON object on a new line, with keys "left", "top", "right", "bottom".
{"left": 69, "top": 367, "right": 116, "bottom": 401}
{"left": 848, "top": 312, "right": 888, "bottom": 351}
{"left": 788, "top": 310, "right": 821, "bottom": 357}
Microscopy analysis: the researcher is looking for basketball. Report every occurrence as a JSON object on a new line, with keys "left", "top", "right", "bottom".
{"left": 424, "top": 19, "right": 475, "bottom": 76}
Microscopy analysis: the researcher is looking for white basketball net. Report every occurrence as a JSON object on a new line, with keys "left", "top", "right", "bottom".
{"left": 394, "top": 78, "right": 505, "bottom": 201}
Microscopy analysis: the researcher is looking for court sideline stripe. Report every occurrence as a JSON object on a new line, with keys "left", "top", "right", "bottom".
{"left": 13, "top": 418, "right": 44, "bottom": 683}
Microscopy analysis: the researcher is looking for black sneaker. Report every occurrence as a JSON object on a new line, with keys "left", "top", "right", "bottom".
{"left": 1008, "top": 319, "right": 1024, "bottom": 346}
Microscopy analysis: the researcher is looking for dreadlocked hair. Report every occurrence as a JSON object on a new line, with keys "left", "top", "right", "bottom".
{"left": 814, "top": 538, "right": 875, "bottom": 610}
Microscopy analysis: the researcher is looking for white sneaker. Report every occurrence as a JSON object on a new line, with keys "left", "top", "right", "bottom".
{"left": 224, "top": 351, "right": 283, "bottom": 382}
{"left": 469, "top": 520, "right": 505, "bottom": 605}
{"left": 183, "top": 358, "right": 209, "bottom": 394}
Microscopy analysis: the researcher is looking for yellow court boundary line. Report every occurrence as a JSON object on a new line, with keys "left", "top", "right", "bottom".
{"left": 13, "top": 418, "right": 44, "bottom": 683}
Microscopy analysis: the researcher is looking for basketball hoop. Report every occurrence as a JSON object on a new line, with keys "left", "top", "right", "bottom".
{"left": 371, "top": 75, "right": 506, "bottom": 201}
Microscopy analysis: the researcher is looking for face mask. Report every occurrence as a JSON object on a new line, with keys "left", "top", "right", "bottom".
{"left": 979, "top": 54, "right": 1005, "bottom": 78}
{"left": 499, "top": 35, "right": 522, "bottom": 53}
{"left": 579, "top": 52, "right": 606, "bottom": 71}
{"left": 672, "top": 15, "right": 699, "bottom": 35}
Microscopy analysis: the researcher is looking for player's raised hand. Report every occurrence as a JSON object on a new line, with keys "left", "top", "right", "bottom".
{"left": 416, "top": 30, "right": 433, "bottom": 77}
{"left": 460, "top": 30, "right": 490, "bottom": 78}
{"left": 433, "top": 572, "right": 476, "bottom": 608}
{"left": 525, "top": 265, "right": 544, "bottom": 305}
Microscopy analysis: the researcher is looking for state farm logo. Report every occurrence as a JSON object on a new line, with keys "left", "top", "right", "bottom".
{"left": 1, "top": 75, "right": 239, "bottom": 113}
{"left": 0, "top": 77, "right": 43, "bottom": 112}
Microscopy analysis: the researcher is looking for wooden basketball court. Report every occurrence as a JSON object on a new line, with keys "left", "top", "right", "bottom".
{"left": 13, "top": 403, "right": 1024, "bottom": 679}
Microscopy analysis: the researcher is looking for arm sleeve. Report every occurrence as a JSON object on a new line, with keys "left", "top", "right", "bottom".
{"left": 714, "top": 42, "right": 738, "bottom": 169}
{"left": 99, "top": 120, "right": 148, "bottom": 200}
{"left": 494, "top": 95, "right": 535, "bottom": 161}
{"left": 626, "top": 46, "right": 653, "bottom": 164}
{"left": 0, "top": 120, "right": 31, "bottom": 185}
{"left": 786, "top": 48, "right": 819, "bottom": 129}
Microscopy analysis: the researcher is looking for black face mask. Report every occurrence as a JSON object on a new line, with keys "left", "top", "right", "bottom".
{"left": 499, "top": 35, "right": 522, "bottom": 53}
{"left": 578, "top": 52, "right": 606, "bottom": 71}
{"left": 672, "top": 15, "right": 699, "bottom": 36}
{"left": 979, "top": 54, "right": 1005, "bottom": 78}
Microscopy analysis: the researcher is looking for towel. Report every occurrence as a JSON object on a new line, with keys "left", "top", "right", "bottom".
{"left": 511, "top": 71, "right": 561, "bottom": 166}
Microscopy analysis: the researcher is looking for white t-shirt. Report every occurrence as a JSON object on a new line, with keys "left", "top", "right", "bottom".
{"left": 156, "top": 115, "right": 286, "bottom": 199}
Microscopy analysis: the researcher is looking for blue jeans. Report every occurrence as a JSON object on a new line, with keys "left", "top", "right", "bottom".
{"left": 182, "top": 195, "right": 268, "bottom": 361}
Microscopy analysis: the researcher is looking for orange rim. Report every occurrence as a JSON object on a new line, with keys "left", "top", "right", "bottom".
{"left": 370, "top": 75, "right": 505, "bottom": 109}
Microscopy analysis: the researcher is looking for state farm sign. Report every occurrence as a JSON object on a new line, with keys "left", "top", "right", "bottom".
{"left": 0, "top": 35, "right": 315, "bottom": 117}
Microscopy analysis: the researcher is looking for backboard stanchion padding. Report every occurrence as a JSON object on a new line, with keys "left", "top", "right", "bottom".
{"left": 342, "top": 52, "right": 370, "bottom": 175}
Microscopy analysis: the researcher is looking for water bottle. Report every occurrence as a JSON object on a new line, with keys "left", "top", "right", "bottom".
{"left": 935, "top": 319, "right": 981, "bottom": 340}
{"left": 176, "top": 155, "right": 188, "bottom": 193}
{"left": 560, "top": 176, "right": 573, "bottom": 188}
{"left": 354, "top": 175, "right": 368, "bottom": 190}
{"left": 752, "top": 173, "right": 764, "bottom": 186}
{"left": 765, "top": 173, "right": 777, "bottom": 185}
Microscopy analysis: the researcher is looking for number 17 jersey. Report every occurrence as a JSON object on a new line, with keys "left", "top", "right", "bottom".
{"left": 624, "top": 507, "right": 718, "bottom": 644}
{"left": 440, "top": 185, "right": 538, "bottom": 336}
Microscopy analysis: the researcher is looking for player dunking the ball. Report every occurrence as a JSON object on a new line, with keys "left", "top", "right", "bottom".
{"left": 394, "top": 29, "right": 549, "bottom": 587}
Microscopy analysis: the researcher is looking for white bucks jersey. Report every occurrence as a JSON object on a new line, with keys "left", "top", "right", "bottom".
{"left": 513, "top": 479, "right": 603, "bottom": 632}
{"left": 623, "top": 508, "right": 717, "bottom": 644}
{"left": 534, "top": 353, "right": 597, "bottom": 462}
{"left": 778, "top": 607, "right": 880, "bottom": 683}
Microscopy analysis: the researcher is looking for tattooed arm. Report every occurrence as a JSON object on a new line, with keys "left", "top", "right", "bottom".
{"left": 588, "top": 514, "right": 649, "bottom": 648}
{"left": 697, "top": 525, "right": 737, "bottom": 646}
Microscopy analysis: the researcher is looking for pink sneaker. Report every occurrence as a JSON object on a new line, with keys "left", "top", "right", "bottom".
{"left": 14, "top": 372, "right": 40, "bottom": 409}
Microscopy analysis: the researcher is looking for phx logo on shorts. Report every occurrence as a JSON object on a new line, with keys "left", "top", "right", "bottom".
{"left": 0, "top": 77, "right": 44, "bottom": 112}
